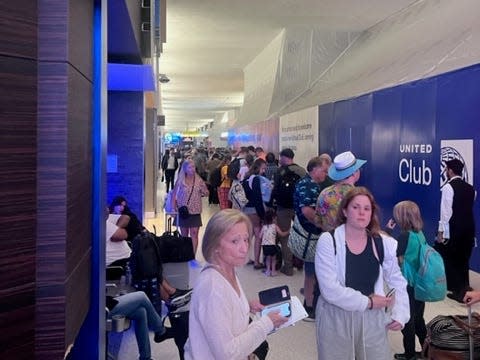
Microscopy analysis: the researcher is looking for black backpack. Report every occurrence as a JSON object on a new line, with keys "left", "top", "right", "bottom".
{"left": 276, "top": 166, "right": 302, "bottom": 208}
{"left": 226, "top": 158, "right": 241, "bottom": 180}
{"left": 130, "top": 231, "right": 162, "bottom": 281}
{"left": 209, "top": 166, "right": 222, "bottom": 188}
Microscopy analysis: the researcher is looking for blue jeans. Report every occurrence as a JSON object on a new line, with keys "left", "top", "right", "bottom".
{"left": 110, "top": 291, "right": 164, "bottom": 360}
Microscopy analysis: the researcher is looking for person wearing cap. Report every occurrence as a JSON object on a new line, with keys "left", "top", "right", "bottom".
{"left": 316, "top": 151, "right": 367, "bottom": 232}
{"left": 307, "top": 151, "right": 366, "bottom": 321}
{"left": 291, "top": 155, "right": 331, "bottom": 321}
{"left": 436, "top": 158, "right": 476, "bottom": 303}
{"left": 272, "top": 148, "right": 307, "bottom": 276}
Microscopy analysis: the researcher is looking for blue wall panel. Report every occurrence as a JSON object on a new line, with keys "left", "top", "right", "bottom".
{"left": 319, "top": 63, "right": 480, "bottom": 272}
{"left": 371, "top": 86, "right": 403, "bottom": 216}
{"left": 327, "top": 94, "right": 373, "bottom": 188}
{"left": 397, "top": 79, "right": 437, "bottom": 239}
{"left": 107, "top": 91, "right": 145, "bottom": 221}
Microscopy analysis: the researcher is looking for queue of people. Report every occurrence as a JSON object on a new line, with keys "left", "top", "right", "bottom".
{"left": 109, "top": 143, "right": 476, "bottom": 360}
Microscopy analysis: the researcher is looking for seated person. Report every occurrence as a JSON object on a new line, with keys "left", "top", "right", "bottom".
{"left": 106, "top": 208, "right": 131, "bottom": 268}
{"left": 107, "top": 291, "right": 174, "bottom": 360}
{"left": 105, "top": 206, "right": 192, "bottom": 310}
{"left": 110, "top": 196, "right": 145, "bottom": 241}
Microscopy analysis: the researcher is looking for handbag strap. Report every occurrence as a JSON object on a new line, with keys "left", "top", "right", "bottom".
{"left": 185, "top": 176, "right": 195, "bottom": 206}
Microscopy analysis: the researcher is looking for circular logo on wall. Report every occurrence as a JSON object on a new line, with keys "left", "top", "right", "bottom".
{"left": 440, "top": 146, "right": 468, "bottom": 187}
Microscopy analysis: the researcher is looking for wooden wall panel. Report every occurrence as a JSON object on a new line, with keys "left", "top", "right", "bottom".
{"left": 0, "top": 55, "right": 37, "bottom": 360}
{"left": 65, "top": 66, "right": 92, "bottom": 345}
{"left": 0, "top": 0, "right": 37, "bottom": 357}
{"left": 38, "top": 0, "right": 68, "bottom": 61}
{"left": 37, "top": 0, "right": 94, "bottom": 357}
{"left": 1, "top": 0, "right": 94, "bottom": 357}
{"left": 66, "top": 66, "right": 93, "bottom": 274}
{"left": 0, "top": 1, "right": 37, "bottom": 58}
{"left": 69, "top": 0, "right": 93, "bottom": 80}
{"left": 36, "top": 64, "right": 93, "bottom": 359}
{"left": 36, "top": 60, "right": 69, "bottom": 359}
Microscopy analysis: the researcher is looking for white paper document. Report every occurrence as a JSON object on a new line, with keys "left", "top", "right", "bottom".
{"left": 278, "top": 296, "right": 308, "bottom": 329}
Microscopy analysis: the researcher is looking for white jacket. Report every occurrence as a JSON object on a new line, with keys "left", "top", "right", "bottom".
{"left": 315, "top": 224, "right": 410, "bottom": 327}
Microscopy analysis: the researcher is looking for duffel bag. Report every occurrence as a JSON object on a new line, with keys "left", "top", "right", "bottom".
{"left": 423, "top": 313, "right": 480, "bottom": 359}
{"left": 156, "top": 231, "right": 195, "bottom": 263}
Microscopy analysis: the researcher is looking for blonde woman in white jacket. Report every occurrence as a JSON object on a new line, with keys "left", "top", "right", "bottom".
{"left": 315, "top": 187, "right": 409, "bottom": 360}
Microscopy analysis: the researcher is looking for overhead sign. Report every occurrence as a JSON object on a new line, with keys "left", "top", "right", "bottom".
{"left": 164, "top": 132, "right": 181, "bottom": 144}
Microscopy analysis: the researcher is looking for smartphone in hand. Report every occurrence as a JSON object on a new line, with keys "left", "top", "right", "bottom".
{"left": 386, "top": 288, "right": 396, "bottom": 298}
{"left": 385, "top": 288, "right": 395, "bottom": 312}
{"left": 261, "top": 301, "right": 291, "bottom": 317}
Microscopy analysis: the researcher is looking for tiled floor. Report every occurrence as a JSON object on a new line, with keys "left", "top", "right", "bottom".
{"left": 114, "top": 177, "right": 480, "bottom": 360}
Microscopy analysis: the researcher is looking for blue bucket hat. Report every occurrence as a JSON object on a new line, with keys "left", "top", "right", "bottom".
{"left": 328, "top": 151, "right": 367, "bottom": 181}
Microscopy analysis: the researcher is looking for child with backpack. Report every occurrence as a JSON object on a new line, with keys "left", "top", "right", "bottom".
{"left": 386, "top": 200, "right": 430, "bottom": 360}
{"left": 260, "top": 209, "right": 289, "bottom": 276}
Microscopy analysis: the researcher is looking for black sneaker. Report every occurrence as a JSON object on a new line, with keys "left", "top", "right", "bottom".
{"left": 393, "top": 352, "right": 422, "bottom": 360}
{"left": 154, "top": 327, "right": 174, "bottom": 343}
{"left": 446, "top": 292, "right": 464, "bottom": 304}
{"left": 168, "top": 288, "right": 193, "bottom": 307}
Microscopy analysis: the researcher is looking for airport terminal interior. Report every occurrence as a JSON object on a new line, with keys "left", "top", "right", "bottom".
{"left": 3, "top": 0, "right": 480, "bottom": 359}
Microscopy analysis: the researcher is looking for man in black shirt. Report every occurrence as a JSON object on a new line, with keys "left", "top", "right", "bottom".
{"left": 436, "top": 159, "right": 476, "bottom": 302}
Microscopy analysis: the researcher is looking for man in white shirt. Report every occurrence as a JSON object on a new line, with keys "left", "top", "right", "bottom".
{"left": 106, "top": 212, "right": 132, "bottom": 267}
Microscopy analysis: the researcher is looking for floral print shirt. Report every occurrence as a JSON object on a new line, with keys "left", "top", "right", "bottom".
{"left": 315, "top": 183, "right": 354, "bottom": 232}
{"left": 293, "top": 174, "right": 323, "bottom": 234}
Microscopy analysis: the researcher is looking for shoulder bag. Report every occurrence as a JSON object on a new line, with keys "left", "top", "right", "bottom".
{"left": 178, "top": 177, "right": 195, "bottom": 219}
{"left": 287, "top": 215, "right": 320, "bottom": 262}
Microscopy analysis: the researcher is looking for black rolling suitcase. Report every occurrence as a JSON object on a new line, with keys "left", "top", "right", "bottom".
{"left": 423, "top": 307, "right": 480, "bottom": 359}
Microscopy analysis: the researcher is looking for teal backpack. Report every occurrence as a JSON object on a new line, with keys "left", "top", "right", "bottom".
{"left": 403, "top": 231, "right": 447, "bottom": 302}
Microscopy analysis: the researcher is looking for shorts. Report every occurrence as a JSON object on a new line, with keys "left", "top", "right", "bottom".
{"left": 262, "top": 245, "right": 278, "bottom": 256}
